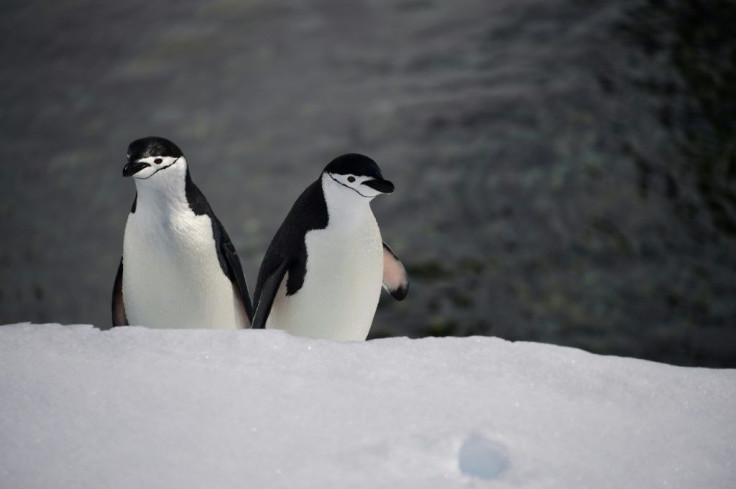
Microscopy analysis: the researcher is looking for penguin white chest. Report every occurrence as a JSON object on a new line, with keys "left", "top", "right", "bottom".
{"left": 122, "top": 208, "right": 245, "bottom": 329}
{"left": 267, "top": 213, "right": 383, "bottom": 341}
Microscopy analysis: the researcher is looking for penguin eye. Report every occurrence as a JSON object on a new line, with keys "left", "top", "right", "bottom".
{"left": 347, "top": 176, "right": 356, "bottom": 183}
{"left": 154, "top": 158, "right": 163, "bottom": 164}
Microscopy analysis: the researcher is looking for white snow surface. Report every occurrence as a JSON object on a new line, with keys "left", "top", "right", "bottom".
{"left": 1, "top": 324, "right": 734, "bottom": 488}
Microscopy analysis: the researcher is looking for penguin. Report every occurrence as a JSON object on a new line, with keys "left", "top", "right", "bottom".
{"left": 251, "top": 153, "right": 408, "bottom": 341}
{"left": 112, "top": 137, "right": 253, "bottom": 329}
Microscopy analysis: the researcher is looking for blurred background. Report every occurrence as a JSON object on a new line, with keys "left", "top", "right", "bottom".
{"left": 1, "top": 0, "right": 734, "bottom": 367}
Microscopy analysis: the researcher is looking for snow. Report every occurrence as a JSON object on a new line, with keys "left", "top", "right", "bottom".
{"left": 1, "top": 324, "right": 734, "bottom": 488}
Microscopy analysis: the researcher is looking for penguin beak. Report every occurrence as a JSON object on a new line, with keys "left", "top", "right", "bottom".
{"left": 363, "top": 178, "right": 394, "bottom": 194}
{"left": 123, "top": 161, "right": 150, "bottom": 177}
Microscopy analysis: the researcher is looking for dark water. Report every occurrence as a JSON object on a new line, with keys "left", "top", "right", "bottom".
{"left": 1, "top": 0, "right": 734, "bottom": 367}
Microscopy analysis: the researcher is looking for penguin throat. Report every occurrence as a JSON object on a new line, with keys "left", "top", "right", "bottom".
{"left": 321, "top": 174, "right": 372, "bottom": 227}
{"left": 134, "top": 162, "right": 190, "bottom": 215}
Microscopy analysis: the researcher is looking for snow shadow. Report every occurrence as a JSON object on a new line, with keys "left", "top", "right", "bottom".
{"left": 458, "top": 433, "right": 509, "bottom": 480}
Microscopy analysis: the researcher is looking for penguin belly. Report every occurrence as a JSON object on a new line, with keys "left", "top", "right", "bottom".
{"left": 122, "top": 211, "right": 247, "bottom": 329}
{"left": 266, "top": 216, "right": 383, "bottom": 341}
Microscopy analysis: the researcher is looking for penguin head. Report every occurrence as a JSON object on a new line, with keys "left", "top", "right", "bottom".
{"left": 123, "top": 137, "right": 186, "bottom": 180}
{"left": 322, "top": 153, "right": 394, "bottom": 200}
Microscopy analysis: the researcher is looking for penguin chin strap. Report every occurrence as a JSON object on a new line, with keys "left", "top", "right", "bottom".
{"left": 327, "top": 173, "right": 372, "bottom": 199}
{"left": 136, "top": 157, "right": 181, "bottom": 180}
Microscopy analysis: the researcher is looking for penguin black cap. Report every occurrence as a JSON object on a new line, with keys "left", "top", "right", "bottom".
{"left": 127, "top": 137, "right": 183, "bottom": 162}
{"left": 324, "top": 153, "right": 394, "bottom": 193}
{"left": 324, "top": 154, "right": 384, "bottom": 178}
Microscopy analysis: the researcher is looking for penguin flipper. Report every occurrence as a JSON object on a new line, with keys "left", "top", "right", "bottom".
{"left": 219, "top": 232, "right": 254, "bottom": 326}
{"left": 252, "top": 261, "right": 289, "bottom": 329}
{"left": 112, "top": 258, "right": 129, "bottom": 326}
{"left": 382, "top": 242, "right": 409, "bottom": 301}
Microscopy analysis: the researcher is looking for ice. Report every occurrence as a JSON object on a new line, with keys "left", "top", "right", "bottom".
{"left": 1, "top": 323, "right": 734, "bottom": 488}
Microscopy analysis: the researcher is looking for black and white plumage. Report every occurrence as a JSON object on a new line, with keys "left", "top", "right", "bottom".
{"left": 252, "top": 153, "right": 408, "bottom": 341}
{"left": 112, "top": 137, "right": 252, "bottom": 329}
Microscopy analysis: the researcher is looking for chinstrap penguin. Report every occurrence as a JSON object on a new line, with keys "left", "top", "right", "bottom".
{"left": 112, "top": 136, "right": 253, "bottom": 329}
{"left": 252, "top": 153, "right": 408, "bottom": 341}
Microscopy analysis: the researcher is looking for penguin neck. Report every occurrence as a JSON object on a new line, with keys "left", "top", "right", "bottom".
{"left": 133, "top": 160, "right": 191, "bottom": 217}
{"left": 320, "top": 173, "right": 373, "bottom": 229}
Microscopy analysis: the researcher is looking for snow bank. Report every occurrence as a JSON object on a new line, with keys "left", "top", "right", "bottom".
{"left": 1, "top": 324, "right": 734, "bottom": 488}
